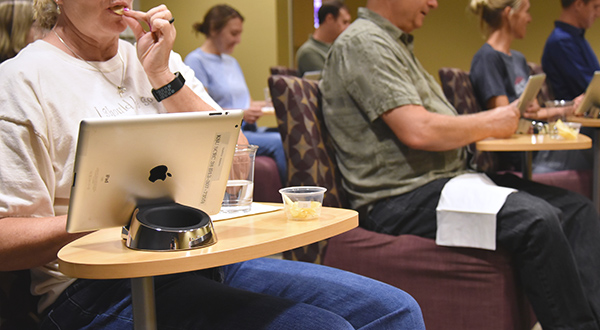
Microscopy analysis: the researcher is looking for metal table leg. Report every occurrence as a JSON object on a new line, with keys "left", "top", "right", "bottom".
{"left": 593, "top": 130, "right": 600, "bottom": 214}
{"left": 131, "top": 277, "right": 157, "bottom": 330}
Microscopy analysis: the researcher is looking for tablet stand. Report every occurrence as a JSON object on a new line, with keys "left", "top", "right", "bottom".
{"left": 117, "top": 202, "right": 217, "bottom": 329}
{"left": 122, "top": 202, "right": 217, "bottom": 251}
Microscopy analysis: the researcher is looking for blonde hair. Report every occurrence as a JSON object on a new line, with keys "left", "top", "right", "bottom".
{"left": 469, "top": 0, "right": 522, "bottom": 35}
{"left": 0, "top": 0, "right": 35, "bottom": 62}
{"left": 32, "top": 0, "right": 58, "bottom": 30}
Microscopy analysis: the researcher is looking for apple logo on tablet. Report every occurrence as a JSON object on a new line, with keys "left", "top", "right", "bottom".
{"left": 148, "top": 165, "right": 172, "bottom": 182}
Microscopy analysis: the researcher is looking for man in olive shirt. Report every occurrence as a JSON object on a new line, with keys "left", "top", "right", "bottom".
{"left": 296, "top": 1, "right": 351, "bottom": 77}
{"left": 321, "top": 0, "right": 600, "bottom": 329}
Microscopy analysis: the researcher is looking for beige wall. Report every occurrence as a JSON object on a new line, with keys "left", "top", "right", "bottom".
{"left": 140, "top": 0, "right": 278, "bottom": 101}
{"left": 140, "top": 0, "right": 600, "bottom": 98}
{"left": 393, "top": 0, "right": 600, "bottom": 79}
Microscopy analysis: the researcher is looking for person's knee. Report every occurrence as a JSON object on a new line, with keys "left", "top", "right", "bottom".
{"left": 267, "top": 304, "right": 354, "bottom": 330}
{"left": 367, "top": 287, "right": 425, "bottom": 329}
{"left": 525, "top": 207, "right": 566, "bottom": 245}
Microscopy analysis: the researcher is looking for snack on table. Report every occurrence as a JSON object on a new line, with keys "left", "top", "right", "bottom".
{"left": 279, "top": 186, "right": 327, "bottom": 220}
{"left": 111, "top": 5, "right": 125, "bottom": 15}
{"left": 555, "top": 119, "right": 579, "bottom": 140}
{"left": 283, "top": 194, "right": 322, "bottom": 220}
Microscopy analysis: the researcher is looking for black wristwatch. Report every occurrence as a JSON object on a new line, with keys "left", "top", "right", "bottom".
{"left": 151, "top": 72, "right": 186, "bottom": 102}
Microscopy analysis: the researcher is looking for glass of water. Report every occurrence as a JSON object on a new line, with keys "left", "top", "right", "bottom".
{"left": 221, "top": 144, "right": 258, "bottom": 213}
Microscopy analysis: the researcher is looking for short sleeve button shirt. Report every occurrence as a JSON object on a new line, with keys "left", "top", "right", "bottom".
{"left": 320, "top": 7, "right": 467, "bottom": 209}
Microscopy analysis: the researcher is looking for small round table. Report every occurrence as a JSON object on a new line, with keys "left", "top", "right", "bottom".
{"left": 476, "top": 133, "right": 592, "bottom": 180}
{"left": 58, "top": 205, "right": 358, "bottom": 330}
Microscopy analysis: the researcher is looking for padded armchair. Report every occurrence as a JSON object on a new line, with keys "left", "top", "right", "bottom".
{"left": 269, "top": 66, "right": 299, "bottom": 77}
{"left": 269, "top": 74, "right": 536, "bottom": 330}
{"left": 438, "top": 67, "right": 499, "bottom": 173}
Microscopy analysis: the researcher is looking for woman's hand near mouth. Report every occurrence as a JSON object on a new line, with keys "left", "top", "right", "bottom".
{"left": 123, "top": 5, "right": 176, "bottom": 87}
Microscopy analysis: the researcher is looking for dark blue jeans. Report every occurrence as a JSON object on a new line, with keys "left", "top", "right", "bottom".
{"left": 40, "top": 258, "right": 425, "bottom": 329}
{"left": 364, "top": 173, "right": 600, "bottom": 330}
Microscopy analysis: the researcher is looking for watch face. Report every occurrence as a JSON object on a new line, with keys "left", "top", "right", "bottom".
{"left": 152, "top": 72, "right": 185, "bottom": 102}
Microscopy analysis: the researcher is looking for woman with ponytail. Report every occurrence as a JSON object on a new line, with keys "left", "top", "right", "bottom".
{"left": 184, "top": 4, "right": 287, "bottom": 185}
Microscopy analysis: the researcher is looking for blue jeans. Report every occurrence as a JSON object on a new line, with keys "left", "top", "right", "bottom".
{"left": 243, "top": 123, "right": 287, "bottom": 185}
{"left": 364, "top": 173, "right": 600, "bottom": 330}
{"left": 40, "top": 258, "right": 425, "bottom": 329}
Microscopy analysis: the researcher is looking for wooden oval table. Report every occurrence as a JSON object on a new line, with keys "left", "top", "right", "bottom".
{"left": 58, "top": 205, "right": 358, "bottom": 330}
{"left": 476, "top": 134, "right": 592, "bottom": 180}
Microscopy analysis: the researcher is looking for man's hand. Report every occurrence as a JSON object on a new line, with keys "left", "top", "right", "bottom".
{"left": 487, "top": 102, "right": 520, "bottom": 138}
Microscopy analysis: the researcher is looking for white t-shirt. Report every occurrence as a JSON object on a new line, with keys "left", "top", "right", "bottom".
{"left": 0, "top": 39, "right": 221, "bottom": 311}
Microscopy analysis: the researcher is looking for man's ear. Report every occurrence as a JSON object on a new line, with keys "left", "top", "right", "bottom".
{"left": 502, "top": 5, "right": 513, "bottom": 19}
{"left": 324, "top": 13, "right": 336, "bottom": 24}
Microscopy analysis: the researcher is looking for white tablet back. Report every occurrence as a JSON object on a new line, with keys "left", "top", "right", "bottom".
{"left": 517, "top": 73, "right": 546, "bottom": 115}
{"left": 574, "top": 71, "right": 600, "bottom": 115}
{"left": 66, "top": 110, "right": 243, "bottom": 233}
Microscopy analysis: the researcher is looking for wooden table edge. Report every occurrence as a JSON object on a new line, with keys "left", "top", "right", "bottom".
{"left": 566, "top": 116, "right": 600, "bottom": 127}
{"left": 475, "top": 134, "right": 592, "bottom": 152}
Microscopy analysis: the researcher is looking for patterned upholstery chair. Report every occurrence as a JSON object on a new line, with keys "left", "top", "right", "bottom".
{"left": 269, "top": 74, "right": 536, "bottom": 330}
{"left": 439, "top": 67, "right": 592, "bottom": 199}
{"left": 438, "top": 67, "right": 500, "bottom": 173}
{"left": 269, "top": 66, "right": 299, "bottom": 77}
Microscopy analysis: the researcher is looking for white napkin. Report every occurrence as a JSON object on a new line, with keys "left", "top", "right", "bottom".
{"left": 435, "top": 173, "right": 516, "bottom": 250}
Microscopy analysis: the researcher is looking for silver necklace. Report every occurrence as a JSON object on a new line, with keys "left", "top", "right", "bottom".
{"left": 53, "top": 29, "right": 127, "bottom": 97}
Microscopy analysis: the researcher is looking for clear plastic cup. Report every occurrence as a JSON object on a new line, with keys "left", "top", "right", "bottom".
{"left": 221, "top": 145, "right": 258, "bottom": 213}
{"left": 279, "top": 186, "right": 327, "bottom": 220}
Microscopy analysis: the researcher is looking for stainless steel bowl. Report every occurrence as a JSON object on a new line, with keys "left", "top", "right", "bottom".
{"left": 124, "top": 202, "right": 216, "bottom": 251}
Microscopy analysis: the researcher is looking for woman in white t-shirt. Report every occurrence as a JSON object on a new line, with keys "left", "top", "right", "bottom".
{"left": 0, "top": 0, "right": 424, "bottom": 329}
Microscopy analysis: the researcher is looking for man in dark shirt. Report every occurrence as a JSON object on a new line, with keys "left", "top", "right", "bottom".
{"left": 542, "top": 0, "right": 600, "bottom": 100}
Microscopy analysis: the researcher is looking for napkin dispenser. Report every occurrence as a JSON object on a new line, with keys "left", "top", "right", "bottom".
{"left": 122, "top": 202, "right": 217, "bottom": 251}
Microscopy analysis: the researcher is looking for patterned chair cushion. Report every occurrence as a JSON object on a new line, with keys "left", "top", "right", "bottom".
{"left": 268, "top": 75, "right": 347, "bottom": 209}
{"left": 438, "top": 67, "right": 499, "bottom": 173}
{"left": 268, "top": 74, "right": 348, "bottom": 262}
{"left": 269, "top": 66, "right": 299, "bottom": 77}
{"left": 438, "top": 67, "right": 482, "bottom": 115}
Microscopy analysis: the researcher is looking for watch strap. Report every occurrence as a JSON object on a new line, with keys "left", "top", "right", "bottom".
{"left": 152, "top": 72, "right": 186, "bottom": 102}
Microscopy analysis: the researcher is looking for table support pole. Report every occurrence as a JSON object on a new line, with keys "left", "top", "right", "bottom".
{"left": 593, "top": 131, "right": 600, "bottom": 214}
{"left": 522, "top": 151, "right": 533, "bottom": 181}
{"left": 131, "top": 277, "right": 157, "bottom": 330}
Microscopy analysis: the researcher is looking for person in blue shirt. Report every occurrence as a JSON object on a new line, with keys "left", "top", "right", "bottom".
{"left": 542, "top": 0, "right": 600, "bottom": 101}
{"left": 184, "top": 4, "right": 287, "bottom": 184}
